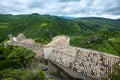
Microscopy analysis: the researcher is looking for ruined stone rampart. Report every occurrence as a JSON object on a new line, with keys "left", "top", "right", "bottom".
{"left": 5, "top": 34, "right": 44, "bottom": 59}
{"left": 5, "top": 34, "right": 120, "bottom": 80}
{"left": 49, "top": 46, "right": 120, "bottom": 79}
{"left": 46, "top": 35, "right": 120, "bottom": 80}
{"left": 46, "top": 35, "right": 70, "bottom": 47}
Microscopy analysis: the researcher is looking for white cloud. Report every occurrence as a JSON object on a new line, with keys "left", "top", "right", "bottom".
{"left": 0, "top": 0, "right": 120, "bottom": 19}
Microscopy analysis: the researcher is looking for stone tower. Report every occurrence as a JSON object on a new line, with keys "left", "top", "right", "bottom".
{"left": 8, "top": 34, "right": 13, "bottom": 42}
{"left": 17, "top": 34, "right": 26, "bottom": 41}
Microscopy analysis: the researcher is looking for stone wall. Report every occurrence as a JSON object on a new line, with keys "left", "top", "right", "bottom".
{"left": 5, "top": 34, "right": 44, "bottom": 59}
{"left": 48, "top": 46, "right": 120, "bottom": 80}
{"left": 46, "top": 35, "right": 70, "bottom": 47}
{"left": 46, "top": 35, "right": 120, "bottom": 80}
{"left": 5, "top": 34, "right": 120, "bottom": 80}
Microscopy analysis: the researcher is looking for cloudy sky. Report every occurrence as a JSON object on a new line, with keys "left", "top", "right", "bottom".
{"left": 0, "top": 0, "right": 120, "bottom": 19}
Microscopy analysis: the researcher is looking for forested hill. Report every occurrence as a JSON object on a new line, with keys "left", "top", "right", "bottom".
{"left": 0, "top": 13, "right": 86, "bottom": 42}
{"left": 0, "top": 13, "right": 120, "bottom": 56}
{"left": 75, "top": 17, "right": 120, "bottom": 31}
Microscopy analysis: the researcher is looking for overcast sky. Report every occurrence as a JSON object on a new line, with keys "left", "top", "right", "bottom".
{"left": 0, "top": 0, "right": 120, "bottom": 19}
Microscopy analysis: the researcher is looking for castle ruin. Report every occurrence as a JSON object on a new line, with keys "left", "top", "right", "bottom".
{"left": 5, "top": 34, "right": 44, "bottom": 59}
{"left": 5, "top": 34, "right": 120, "bottom": 80}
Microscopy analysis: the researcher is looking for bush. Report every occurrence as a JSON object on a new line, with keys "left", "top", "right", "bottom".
{"left": 25, "top": 69, "right": 46, "bottom": 80}
{"left": 0, "top": 69, "right": 26, "bottom": 80}
{"left": 3, "top": 78, "right": 15, "bottom": 80}
{"left": 0, "top": 45, "right": 53, "bottom": 80}
{"left": 0, "top": 45, "right": 35, "bottom": 69}
{"left": 110, "top": 64, "right": 120, "bottom": 80}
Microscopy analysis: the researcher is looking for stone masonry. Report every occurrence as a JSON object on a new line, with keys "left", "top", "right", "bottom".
{"left": 48, "top": 46, "right": 120, "bottom": 80}
{"left": 5, "top": 34, "right": 44, "bottom": 59}
{"left": 5, "top": 34, "right": 120, "bottom": 80}
{"left": 46, "top": 35, "right": 120, "bottom": 80}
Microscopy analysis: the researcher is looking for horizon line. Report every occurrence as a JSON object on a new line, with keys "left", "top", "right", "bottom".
{"left": 0, "top": 13, "right": 120, "bottom": 20}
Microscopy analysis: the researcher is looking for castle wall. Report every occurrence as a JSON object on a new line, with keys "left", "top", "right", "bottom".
{"left": 43, "top": 47, "right": 53, "bottom": 59}
{"left": 5, "top": 34, "right": 120, "bottom": 80}
{"left": 5, "top": 34, "right": 44, "bottom": 59}
{"left": 48, "top": 46, "right": 120, "bottom": 80}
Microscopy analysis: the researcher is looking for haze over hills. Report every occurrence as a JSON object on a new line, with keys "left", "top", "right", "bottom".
{"left": 0, "top": 13, "right": 120, "bottom": 56}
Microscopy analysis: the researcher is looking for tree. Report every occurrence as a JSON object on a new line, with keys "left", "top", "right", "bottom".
{"left": 7, "top": 46, "right": 35, "bottom": 68}
{"left": 0, "top": 45, "right": 35, "bottom": 69}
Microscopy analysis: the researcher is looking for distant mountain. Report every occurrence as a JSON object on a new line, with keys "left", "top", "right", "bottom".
{"left": 117, "top": 19, "right": 120, "bottom": 21}
{"left": 0, "top": 14, "right": 120, "bottom": 56}
{"left": 74, "top": 17, "right": 120, "bottom": 31}
{"left": 59, "top": 16, "right": 75, "bottom": 20}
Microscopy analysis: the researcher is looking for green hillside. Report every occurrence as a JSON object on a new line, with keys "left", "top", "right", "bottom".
{"left": 75, "top": 17, "right": 120, "bottom": 31}
{"left": 0, "top": 14, "right": 120, "bottom": 56}
{"left": 0, "top": 13, "right": 85, "bottom": 43}
{"left": 72, "top": 17, "right": 120, "bottom": 56}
